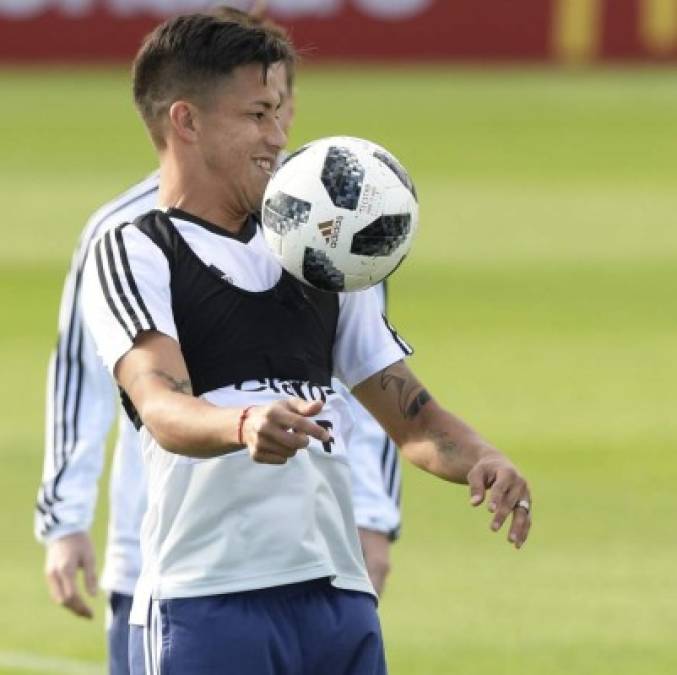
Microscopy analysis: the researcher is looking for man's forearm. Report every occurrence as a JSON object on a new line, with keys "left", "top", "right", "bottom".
{"left": 399, "top": 404, "right": 502, "bottom": 484}
{"left": 139, "top": 386, "right": 243, "bottom": 458}
{"left": 355, "top": 361, "right": 531, "bottom": 547}
{"left": 115, "top": 333, "right": 244, "bottom": 458}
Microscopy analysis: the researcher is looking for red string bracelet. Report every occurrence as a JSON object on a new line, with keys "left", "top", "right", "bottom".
{"left": 238, "top": 406, "right": 255, "bottom": 446}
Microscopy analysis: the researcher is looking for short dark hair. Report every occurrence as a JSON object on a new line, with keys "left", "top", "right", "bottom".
{"left": 207, "top": 6, "right": 297, "bottom": 93}
{"left": 132, "top": 12, "right": 295, "bottom": 147}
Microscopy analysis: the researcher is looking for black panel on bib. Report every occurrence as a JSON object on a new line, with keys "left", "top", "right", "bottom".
{"left": 124, "top": 210, "right": 339, "bottom": 428}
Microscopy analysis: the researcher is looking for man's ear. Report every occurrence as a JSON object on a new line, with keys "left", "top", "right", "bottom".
{"left": 168, "top": 101, "right": 199, "bottom": 142}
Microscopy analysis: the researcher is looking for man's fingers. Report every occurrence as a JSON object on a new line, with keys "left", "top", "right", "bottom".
{"left": 508, "top": 500, "right": 532, "bottom": 548}
{"left": 467, "top": 464, "right": 489, "bottom": 507}
{"left": 283, "top": 399, "right": 331, "bottom": 443}
{"left": 275, "top": 410, "right": 331, "bottom": 444}
{"left": 285, "top": 398, "right": 324, "bottom": 418}
{"left": 46, "top": 569, "right": 66, "bottom": 604}
{"left": 255, "top": 436, "right": 302, "bottom": 459}
{"left": 256, "top": 400, "right": 331, "bottom": 444}
{"left": 251, "top": 449, "right": 288, "bottom": 465}
{"left": 488, "top": 481, "right": 509, "bottom": 515}
{"left": 63, "top": 592, "right": 94, "bottom": 619}
{"left": 488, "top": 480, "right": 517, "bottom": 530}
{"left": 259, "top": 426, "right": 310, "bottom": 453}
{"left": 59, "top": 565, "right": 76, "bottom": 597}
{"left": 59, "top": 568, "right": 82, "bottom": 612}
{"left": 490, "top": 471, "right": 532, "bottom": 532}
{"left": 83, "top": 555, "right": 98, "bottom": 597}
{"left": 51, "top": 568, "right": 93, "bottom": 619}
{"left": 292, "top": 417, "right": 332, "bottom": 443}
{"left": 245, "top": 400, "right": 333, "bottom": 464}
{"left": 44, "top": 533, "right": 98, "bottom": 616}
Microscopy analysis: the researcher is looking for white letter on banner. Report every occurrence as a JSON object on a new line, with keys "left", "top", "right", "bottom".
{"left": 107, "top": 0, "right": 211, "bottom": 18}
{"left": 0, "top": 0, "right": 93, "bottom": 18}
{"left": 353, "top": 0, "right": 432, "bottom": 20}
{"left": 0, "top": 0, "right": 48, "bottom": 18}
{"left": 265, "top": 0, "right": 341, "bottom": 19}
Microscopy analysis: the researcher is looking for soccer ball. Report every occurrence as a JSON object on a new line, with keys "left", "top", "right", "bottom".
{"left": 261, "top": 136, "right": 418, "bottom": 292}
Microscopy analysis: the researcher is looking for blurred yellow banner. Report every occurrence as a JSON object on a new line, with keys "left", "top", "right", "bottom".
{"left": 641, "top": 0, "right": 677, "bottom": 54}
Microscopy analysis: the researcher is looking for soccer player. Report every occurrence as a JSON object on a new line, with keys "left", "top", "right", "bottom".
{"left": 81, "top": 13, "right": 531, "bottom": 675}
{"left": 35, "top": 9, "right": 398, "bottom": 675}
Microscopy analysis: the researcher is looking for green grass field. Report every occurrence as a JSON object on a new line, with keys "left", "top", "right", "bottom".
{"left": 1, "top": 65, "right": 676, "bottom": 674}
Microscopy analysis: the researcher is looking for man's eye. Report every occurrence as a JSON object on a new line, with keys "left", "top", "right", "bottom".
{"left": 250, "top": 112, "right": 265, "bottom": 121}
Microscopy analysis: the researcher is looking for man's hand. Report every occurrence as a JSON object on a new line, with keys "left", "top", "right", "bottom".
{"left": 358, "top": 528, "right": 391, "bottom": 596}
{"left": 467, "top": 455, "right": 531, "bottom": 549}
{"left": 44, "top": 532, "right": 98, "bottom": 619}
{"left": 242, "top": 398, "right": 332, "bottom": 465}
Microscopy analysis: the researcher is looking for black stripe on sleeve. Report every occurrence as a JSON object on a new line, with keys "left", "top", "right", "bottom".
{"left": 380, "top": 433, "right": 390, "bottom": 478}
{"left": 56, "top": 324, "right": 81, "bottom": 480}
{"left": 47, "top": 462, "right": 68, "bottom": 503}
{"left": 95, "top": 237, "right": 134, "bottom": 341}
{"left": 387, "top": 447, "right": 400, "bottom": 499}
{"left": 380, "top": 434, "right": 401, "bottom": 501}
{"left": 381, "top": 314, "right": 413, "bottom": 355}
{"left": 104, "top": 230, "right": 143, "bottom": 334}
{"left": 46, "top": 293, "right": 80, "bottom": 503}
{"left": 67, "top": 326, "right": 86, "bottom": 471}
{"left": 114, "top": 226, "right": 156, "bottom": 331}
{"left": 49, "top": 346, "right": 63, "bottom": 501}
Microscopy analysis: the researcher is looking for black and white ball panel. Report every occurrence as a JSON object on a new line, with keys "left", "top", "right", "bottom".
{"left": 263, "top": 192, "right": 311, "bottom": 235}
{"left": 350, "top": 214, "right": 412, "bottom": 257}
{"left": 303, "top": 247, "right": 346, "bottom": 292}
{"left": 373, "top": 149, "right": 418, "bottom": 201}
{"left": 279, "top": 143, "right": 311, "bottom": 169}
{"left": 320, "top": 146, "right": 365, "bottom": 211}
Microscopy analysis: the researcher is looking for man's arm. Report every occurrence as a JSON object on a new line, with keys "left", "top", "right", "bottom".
{"left": 353, "top": 360, "right": 531, "bottom": 548}
{"left": 114, "top": 330, "right": 331, "bottom": 462}
{"left": 40, "top": 331, "right": 113, "bottom": 618}
{"left": 357, "top": 529, "right": 391, "bottom": 596}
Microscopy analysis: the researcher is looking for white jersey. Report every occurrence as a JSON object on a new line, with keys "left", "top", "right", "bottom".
{"left": 35, "top": 172, "right": 402, "bottom": 597}
{"left": 80, "top": 210, "right": 411, "bottom": 624}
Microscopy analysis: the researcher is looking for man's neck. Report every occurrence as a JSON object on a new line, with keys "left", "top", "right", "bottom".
{"left": 158, "top": 160, "right": 249, "bottom": 235}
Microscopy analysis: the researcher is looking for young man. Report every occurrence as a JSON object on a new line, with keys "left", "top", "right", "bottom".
{"left": 81, "top": 13, "right": 531, "bottom": 675}
{"left": 36, "top": 10, "right": 399, "bottom": 675}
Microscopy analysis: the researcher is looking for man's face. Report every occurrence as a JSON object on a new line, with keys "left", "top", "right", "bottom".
{"left": 195, "top": 61, "right": 288, "bottom": 215}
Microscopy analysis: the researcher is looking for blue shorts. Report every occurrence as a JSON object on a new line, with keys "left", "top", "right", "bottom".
{"left": 108, "top": 592, "right": 133, "bottom": 675}
{"left": 129, "top": 578, "right": 387, "bottom": 675}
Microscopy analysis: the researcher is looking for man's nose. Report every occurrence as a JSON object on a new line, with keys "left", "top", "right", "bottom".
{"left": 267, "top": 117, "right": 288, "bottom": 151}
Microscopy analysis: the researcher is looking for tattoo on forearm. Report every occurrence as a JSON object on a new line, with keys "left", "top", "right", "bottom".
{"left": 380, "top": 364, "right": 432, "bottom": 420}
{"left": 427, "top": 430, "right": 458, "bottom": 458}
{"left": 128, "top": 369, "right": 193, "bottom": 395}
{"left": 406, "top": 390, "right": 432, "bottom": 418}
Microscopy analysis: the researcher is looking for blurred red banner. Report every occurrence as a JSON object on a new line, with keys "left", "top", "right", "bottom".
{"left": 0, "top": 0, "right": 676, "bottom": 62}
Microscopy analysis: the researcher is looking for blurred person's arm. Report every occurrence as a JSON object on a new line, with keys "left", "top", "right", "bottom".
{"left": 358, "top": 529, "right": 391, "bottom": 596}
{"left": 36, "top": 238, "right": 118, "bottom": 620}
